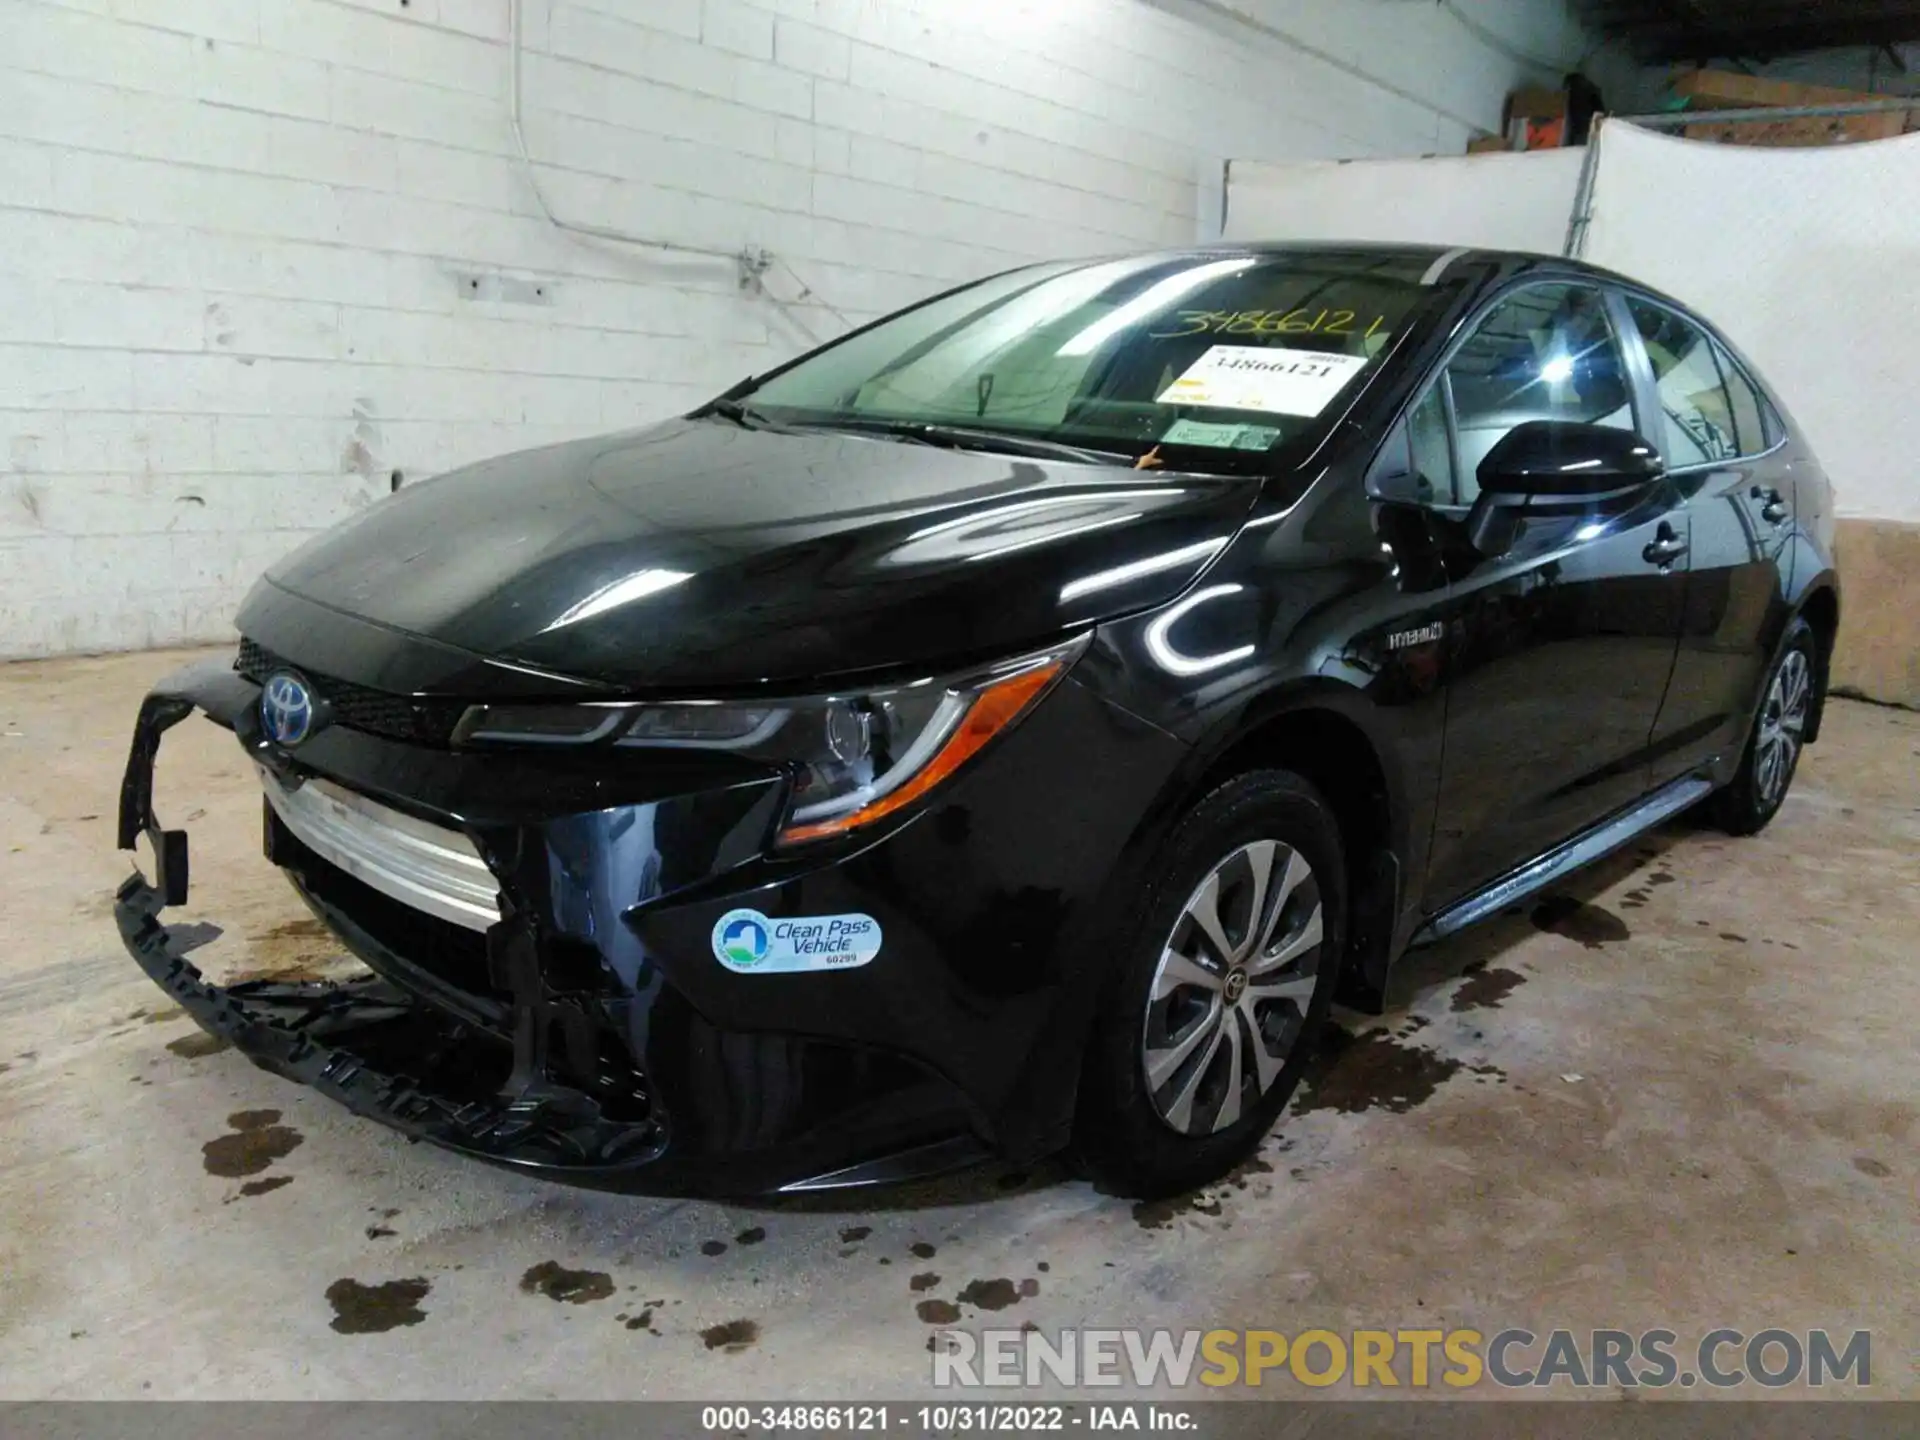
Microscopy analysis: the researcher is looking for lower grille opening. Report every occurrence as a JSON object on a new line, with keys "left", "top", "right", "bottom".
{"left": 270, "top": 808, "right": 508, "bottom": 1030}
{"left": 267, "top": 811, "right": 659, "bottom": 1140}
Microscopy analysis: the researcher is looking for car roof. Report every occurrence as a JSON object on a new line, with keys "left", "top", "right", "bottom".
{"left": 1106, "top": 240, "right": 1695, "bottom": 314}
{"left": 1170, "top": 239, "right": 1630, "bottom": 279}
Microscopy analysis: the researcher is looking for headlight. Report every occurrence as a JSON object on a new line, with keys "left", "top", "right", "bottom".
{"left": 454, "top": 635, "right": 1088, "bottom": 845}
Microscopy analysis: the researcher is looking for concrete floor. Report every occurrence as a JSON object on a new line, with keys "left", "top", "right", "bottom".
{"left": 1, "top": 646, "right": 1915, "bottom": 1400}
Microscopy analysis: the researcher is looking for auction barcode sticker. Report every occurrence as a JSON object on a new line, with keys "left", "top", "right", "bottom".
{"left": 1156, "top": 344, "right": 1369, "bottom": 417}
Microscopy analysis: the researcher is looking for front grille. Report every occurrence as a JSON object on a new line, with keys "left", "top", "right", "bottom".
{"left": 237, "top": 638, "right": 467, "bottom": 747}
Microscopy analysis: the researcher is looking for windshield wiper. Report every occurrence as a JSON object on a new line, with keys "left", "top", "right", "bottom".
{"left": 815, "top": 418, "right": 1132, "bottom": 467}
{"left": 701, "top": 397, "right": 786, "bottom": 431}
{"left": 703, "top": 404, "right": 1133, "bottom": 466}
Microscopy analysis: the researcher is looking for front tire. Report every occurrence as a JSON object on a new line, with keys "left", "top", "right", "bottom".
{"left": 1072, "top": 770, "right": 1347, "bottom": 1199}
{"left": 1709, "top": 616, "right": 1817, "bottom": 836}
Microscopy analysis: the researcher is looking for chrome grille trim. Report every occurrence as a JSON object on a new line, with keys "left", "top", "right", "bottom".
{"left": 259, "top": 767, "right": 501, "bottom": 932}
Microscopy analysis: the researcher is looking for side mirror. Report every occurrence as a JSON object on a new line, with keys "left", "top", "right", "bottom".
{"left": 1468, "top": 421, "right": 1664, "bottom": 557}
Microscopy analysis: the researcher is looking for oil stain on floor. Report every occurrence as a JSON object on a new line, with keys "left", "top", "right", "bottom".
{"left": 1131, "top": 1193, "right": 1223, "bottom": 1230}
{"left": 166, "top": 1031, "right": 232, "bottom": 1059}
{"left": 1530, "top": 894, "right": 1631, "bottom": 948}
{"left": 520, "top": 1261, "right": 615, "bottom": 1304}
{"left": 1292, "top": 1023, "right": 1463, "bottom": 1117}
{"left": 955, "top": 1278, "right": 1039, "bottom": 1311}
{"left": 229, "top": 917, "right": 345, "bottom": 984}
{"left": 325, "top": 1277, "right": 431, "bottom": 1334}
{"left": 701, "top": 1319, "right": 760, "bottom": 1352}
{"left": 202, "top": 1108, "right": 303, "bottom": 1178}
{"left": 1451, "top": 963, "right": 1527, "bottom": 1012}
{"left": 227, "top": 1175, "right": 294, "bottom": 1202}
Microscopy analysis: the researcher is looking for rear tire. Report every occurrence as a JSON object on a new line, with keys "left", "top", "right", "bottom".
{"left": 1072, "top": 770, "right": 1346, "bottom": 1199}
{"left": 1709, "top": 616, "right": 1817, "bottom": 836}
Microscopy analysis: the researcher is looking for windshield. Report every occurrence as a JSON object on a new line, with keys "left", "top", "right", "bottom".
{"left": 735, "top": 250, "right": 1447, "bottom": 473}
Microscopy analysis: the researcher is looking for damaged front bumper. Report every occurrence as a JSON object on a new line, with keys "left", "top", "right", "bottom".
{"left": 112, "top": 657, "right": 999, "bottom": 1194}
{"left": 113, "top": 645, "right": 1189, "bottom": 1195}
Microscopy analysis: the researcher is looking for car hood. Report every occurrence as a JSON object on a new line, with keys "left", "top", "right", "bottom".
{"left": 248, "top": 418, "right": 1263, "bottom": 691}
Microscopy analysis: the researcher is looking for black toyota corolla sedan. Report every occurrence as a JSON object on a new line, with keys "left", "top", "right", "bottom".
{"left": 116, "top": 243, "right": 1839, "bottom": 1199}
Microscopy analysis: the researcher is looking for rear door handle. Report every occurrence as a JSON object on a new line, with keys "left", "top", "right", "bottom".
{"left": 1642, "top": 526, "right": 1688, "bottom": 568}
{"left": 1751, "top": 485, "right": 1790, "bottom": 525}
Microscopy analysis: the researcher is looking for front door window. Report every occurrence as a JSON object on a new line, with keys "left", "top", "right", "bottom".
{"left": 1445, "top": 283, "right": 1638, "bottom": 503}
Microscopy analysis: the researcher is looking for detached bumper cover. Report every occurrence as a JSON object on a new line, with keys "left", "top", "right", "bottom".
{"left": 115, "top": 872, "right": 669, "bottom": 1172}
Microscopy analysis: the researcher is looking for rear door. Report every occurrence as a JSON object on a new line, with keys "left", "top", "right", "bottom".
{"left": 1418, "top": 281, "right": 1692, "bottom": 910}
{"left": 1618, "top": 296, "right": 1793, "bottom": 785}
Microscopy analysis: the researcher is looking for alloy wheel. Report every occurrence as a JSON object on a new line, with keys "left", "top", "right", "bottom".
{"left": 1755, "top": 649, "right": 1811, "bottom": 807}
{"left": 1140, "top": 839, "right": 1325, "bottom": 1136}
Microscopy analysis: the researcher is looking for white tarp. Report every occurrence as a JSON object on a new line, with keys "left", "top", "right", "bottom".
{"left": 1224, "top": 150, "right": 1586, "bottom": 255}
{"left": 1581, "top": 123, "right": 1920, "bottom": 522}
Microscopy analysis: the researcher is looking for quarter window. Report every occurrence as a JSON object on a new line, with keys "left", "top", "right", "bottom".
{"left": 1713, "top": 340, "right": 1772, "bottom": 457}
{"left": 1626, "top": 298, "right": 1737, "bottom": 467}
{"left": 1445, "top": 284, "right": 1635, "bottom": 503}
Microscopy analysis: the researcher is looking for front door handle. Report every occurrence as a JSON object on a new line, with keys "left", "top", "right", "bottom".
{"left": 1642, "top": 523, "right": 1688, "bottom": 568}
{"left": 1751, "top": 485, "right": 1790, "bottom": 525}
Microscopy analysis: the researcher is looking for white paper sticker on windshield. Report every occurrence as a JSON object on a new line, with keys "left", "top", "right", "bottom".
{"left": 1159, "top": 419, "right": 1281, "bottom": 450}
{"left": 1156, "top": 345, "right": 1369, "bottom": 418}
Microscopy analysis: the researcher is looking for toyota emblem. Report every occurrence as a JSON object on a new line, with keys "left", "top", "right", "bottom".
{"left": 260, "top": 672, "right": 317, "bottom": 746}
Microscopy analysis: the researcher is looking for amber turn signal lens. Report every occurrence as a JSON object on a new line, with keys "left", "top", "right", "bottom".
{"left": 776, "top": 660, "right": 1065, "bottom": 844}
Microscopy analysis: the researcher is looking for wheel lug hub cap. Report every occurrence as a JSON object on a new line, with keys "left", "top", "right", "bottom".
{"left": 1223, "top": 968, "right": 1248, "bottom": 1002}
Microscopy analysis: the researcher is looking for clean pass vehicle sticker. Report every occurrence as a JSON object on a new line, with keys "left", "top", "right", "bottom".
{"left": 1157, "top": 344, "right": 1369, "bottom": 417}
{"left": 711, "top": 907, "right": 882, "bottom": 973}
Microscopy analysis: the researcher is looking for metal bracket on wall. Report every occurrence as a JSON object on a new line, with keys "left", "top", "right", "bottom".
{"left": 504, "top": 0, "right": 846, "bottom": 339}
{"left": 736, "top": 246, "right": 776, "bottom": 294}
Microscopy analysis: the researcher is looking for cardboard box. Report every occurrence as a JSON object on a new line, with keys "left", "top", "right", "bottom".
{"left": 1506, "top": 85, "right": 1568, "bottom": 120}
{"left": 1669, "top": 67, "right": 1913, "bottom": 146}
{"left": 1502, "top": 85, "right": 1569, "bottom": 149}
{"left": 1672, "top": 69, "right": 1884, "bottom": 110}
{"left": 1683, "top": 110, "right": 1910, "bottom": 147}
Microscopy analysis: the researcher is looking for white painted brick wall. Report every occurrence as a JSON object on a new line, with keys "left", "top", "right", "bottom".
{"left": 0, "top": 0, "right": 1603, "bottom": 658}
